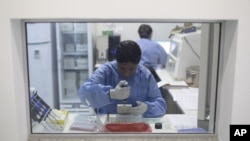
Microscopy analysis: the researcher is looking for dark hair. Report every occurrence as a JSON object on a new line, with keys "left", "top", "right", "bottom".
{"left": 116, "top": 40, "right": 141, "bottom": 64}
{"left": 138, "top": 24, "right": 153, "bottom": 39}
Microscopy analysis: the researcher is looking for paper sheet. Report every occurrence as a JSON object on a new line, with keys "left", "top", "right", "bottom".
{"left": 167, "top": 115, "right": 197, "bottom": 130}
{"left": 157, "top": 80, "right": 188, "bottom": 88}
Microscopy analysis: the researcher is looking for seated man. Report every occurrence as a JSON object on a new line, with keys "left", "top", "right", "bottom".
{"left": 78, "top": 40, "right": 167, "bottom": 118}
{"left": 136, "top": 24, "right": 168, "bottom": 69}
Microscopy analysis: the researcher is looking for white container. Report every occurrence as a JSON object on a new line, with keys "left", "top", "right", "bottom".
{"left": 64, "top": 72, "right": 76, "bottom": 80}
{"left": 65, "top": 44, "right": 75, "bottom": 52}
{"left": 76, "top": 58, "right": 88, "bottom": 69}
{"left": 64, "top": 58, "right": 75, "bottom": 69}
{"left": 75, "top": 44, "right": 87, "bottom": 52}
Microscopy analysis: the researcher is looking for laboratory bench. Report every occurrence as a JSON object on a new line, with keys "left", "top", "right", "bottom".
{"left": 156, "top": 68, "right": 198, "bottom": 116}
{"left": 157, "top": 68, "right": 209, "bottom": 131}
{"left": 32, "top": 68, "right": 201, "bottom": 134}
{"left": 160, "top": 87, "right": 184, "bottom": 114}
{"left": 32, "top": 112, "right": 203, "bottom": 134}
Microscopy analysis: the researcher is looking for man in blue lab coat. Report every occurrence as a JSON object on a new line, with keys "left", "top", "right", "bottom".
{"left": 78, "top": 40, "right": 166, "bottom": 118}
{"left": 137, "top": 24, "right": 168, "bottom": 69}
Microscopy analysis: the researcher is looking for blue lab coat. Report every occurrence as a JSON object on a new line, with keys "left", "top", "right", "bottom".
{"left": 137, "top": 38, "right": 168, "bottom": 69}
{"left": 78, "top": 61, "right": 167, "bottom": 118}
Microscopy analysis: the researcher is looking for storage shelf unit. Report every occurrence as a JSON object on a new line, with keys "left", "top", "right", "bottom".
{"left": 56, "top": 23, "right": 93, "bottom": 113}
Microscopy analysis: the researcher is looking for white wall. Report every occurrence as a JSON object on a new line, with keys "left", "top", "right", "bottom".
{"left": 94, "top": 23, "right": 182, "bottom": 41}
{"left": 0, "top": 1, "right": 250, "bottom": 141}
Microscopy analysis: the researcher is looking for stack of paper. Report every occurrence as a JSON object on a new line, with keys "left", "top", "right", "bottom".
{"left": 157, "top": 80, "right": 188, "bottom": 89}
{"left": 167, "top": 115, "right": 197, "bottom": 130}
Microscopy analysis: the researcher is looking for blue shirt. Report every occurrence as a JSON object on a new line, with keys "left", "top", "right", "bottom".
{"left": 137, "top": 38, "right": 168, "bottom": 69}
{"left": 78, "top": 61, "right": 167, "bottom": 118}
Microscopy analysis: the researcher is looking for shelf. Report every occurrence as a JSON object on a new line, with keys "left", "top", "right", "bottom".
{"left": 63, "top": 52, "right": 88, "bottom": 56}
{"left": 64, "top": 68, "right": 88, "bottom": 71}
{"left": 57, "top": 23, "right": 93, "bottom": 112}
{"left": 60, "top": 97, "right": 81, "bottom": 103}
{"left": 61, "top": 31, "right": 87, "bottom": 34}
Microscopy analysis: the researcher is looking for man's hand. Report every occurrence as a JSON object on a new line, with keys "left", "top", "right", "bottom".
{"left": 110, "top": 80, "right": 130, "bottom": 100}
{"left": 129, "top": 101, "right": 148, "bottom": 115}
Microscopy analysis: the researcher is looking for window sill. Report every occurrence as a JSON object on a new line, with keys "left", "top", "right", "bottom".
{"left": 28, "top": 134, "right": 218, "bottom": 141}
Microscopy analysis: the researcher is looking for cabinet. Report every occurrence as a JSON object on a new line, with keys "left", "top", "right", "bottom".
{"left": 56, "top": 23, "right": 93, "bottom": 113}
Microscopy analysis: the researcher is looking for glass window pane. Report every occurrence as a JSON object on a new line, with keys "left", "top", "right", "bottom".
{"left": 25, "top": 21, "right": 220, "bottom": 134}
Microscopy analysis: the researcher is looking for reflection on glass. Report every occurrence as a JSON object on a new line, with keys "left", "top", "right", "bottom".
{"left": 26, "top": 22, "right": 219, "bottom": 134}
{"left": 170, "top": 41, "right": 178, "bottom": 58}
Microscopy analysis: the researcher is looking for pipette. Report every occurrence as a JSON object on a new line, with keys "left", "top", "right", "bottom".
{"left": 121, "top": 80, "right": 128, "bottom": 103}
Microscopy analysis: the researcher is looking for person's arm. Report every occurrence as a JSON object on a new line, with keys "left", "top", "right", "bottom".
{"left": 143, "top": 75, "right": 167, "bottom": 118}
{"left": 78, "top": 65, "right": 113, "bottom": 108}
{"left": 78, "top": 64, "right": 130, "bottom": 108}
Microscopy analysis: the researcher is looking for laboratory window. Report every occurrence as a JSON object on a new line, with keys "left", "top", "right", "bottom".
{"left": 25, "top": 21, "right": 220, "bottom": 134}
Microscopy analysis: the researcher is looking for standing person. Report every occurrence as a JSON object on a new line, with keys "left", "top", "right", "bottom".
{"left": 78, "top": 40, "right": 167, "bottom": 118}
{"left": 136, "top": 24, "right": 168, "bottom": 82}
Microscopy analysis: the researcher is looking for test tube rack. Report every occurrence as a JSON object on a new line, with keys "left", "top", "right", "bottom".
{"left": 30, "top": 90, "right": 68, "bottom": 132}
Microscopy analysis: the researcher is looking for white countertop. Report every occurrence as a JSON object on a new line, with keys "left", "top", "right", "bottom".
{"left": 33, "top": 69, "right": 200, "bottom": 134}
{"left": 156, "top": 68, "right": 199, "bottom": 115}
{"left": 32, "top": 113, "right": 203, "bottom": 133}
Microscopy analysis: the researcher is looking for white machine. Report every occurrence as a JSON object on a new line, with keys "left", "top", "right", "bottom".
{"left": 95, "top": 35, "right": 120, "bottom": 66}
{"left": 96, "top": 36, "right": 109, "bottom": 63}
{"left": 166, "top": 30, "right": 201, "bottom": 80}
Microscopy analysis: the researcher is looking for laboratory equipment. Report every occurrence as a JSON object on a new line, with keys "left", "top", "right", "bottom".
{"left": 117, "top": 104, "right": 132, "bottom": 114}
{"left": 166, "top": 30, "right": 201, "bottom": 81}
{"left": 30, "top": 88, "right": 69, "bottom": 132}
{"left": 185, "top": 66, "right": 199, "bottom": 87}
{"left": 116, "top": 80, "right": 132, "bottom": 114}
{"left": 69, "top": 114, "right": 97, "bottom": 132}
{"left": 103, "top": 122, "right": 152, "bottom": 132}
{"left": 96, "top": 35, "right": 108, "bottom": 64}
{"left": 103, "top": 114, "right": 151, "bottom": 132}
{"left": 26, "top": 23, "right": 57, "bottom": 108}
{"left": 155, "top": 122, "right": 163, "bottom": 129}
{"left": 95, "top": 35, "right": 120, "bottom": 65}
{"left": 105, "top": 114, "right": 142, "bottom": 123}
{"left": 121, "top": 80, "right": 128, "bottom": 103}
{"left": 56, "top": 23, "right": 94, "bottom": 112}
